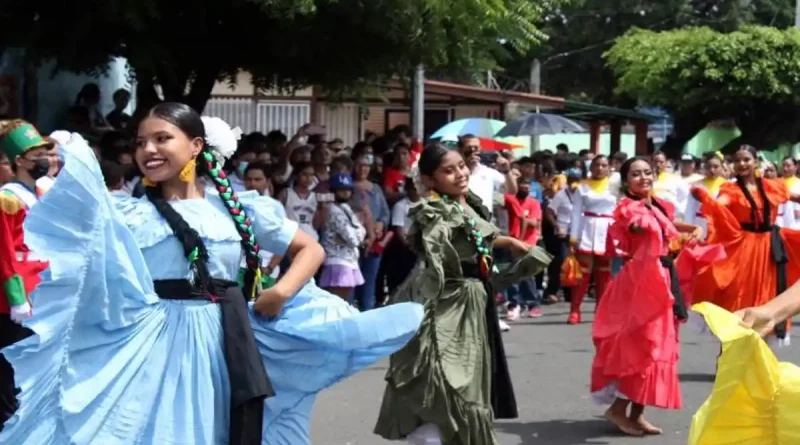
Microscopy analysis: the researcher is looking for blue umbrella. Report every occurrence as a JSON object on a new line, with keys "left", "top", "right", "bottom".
{"left": 430, "top": 118, "right": 507, "bottom": 140}
{"left": 494, "top": 113, "right": 585, "bottom": 137}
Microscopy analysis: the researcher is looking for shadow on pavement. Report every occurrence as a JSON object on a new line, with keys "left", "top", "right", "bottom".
{"left": 495, "top": 418, "right": 614, "bottom": 444}
{"left": 679, "top": 372, "right": 715, "bottom": 383}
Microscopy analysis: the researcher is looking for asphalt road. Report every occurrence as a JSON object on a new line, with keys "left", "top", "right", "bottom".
{"left": 310, "top": 301, "right": 800, "bottom": 445}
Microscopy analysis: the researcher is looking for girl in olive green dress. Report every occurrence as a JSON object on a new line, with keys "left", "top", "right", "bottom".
{"left": 374, "top": 144, "right": 552, "bottom": 445}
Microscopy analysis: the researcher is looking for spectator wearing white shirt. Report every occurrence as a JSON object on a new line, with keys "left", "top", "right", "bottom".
{"left": 458, "top": 134, "right": 518, "bottom": 213}
{"left": 385, "top": 177, "right": 420, "bottom": 292}
{"left": 458, "top": 134, "right": 518, "bottom": 332}
{"left": 543, "top": 168, "right": 582, "bottom": 303}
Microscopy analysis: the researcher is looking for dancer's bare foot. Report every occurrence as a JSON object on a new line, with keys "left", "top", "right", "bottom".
{"left": 604, "top": 409, "right": 644, "bottom": 436}
{"left": 633, "top": 416, "right": 663, "bottom": 435}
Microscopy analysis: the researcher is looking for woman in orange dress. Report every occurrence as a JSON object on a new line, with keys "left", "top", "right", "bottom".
{"left": 691, "top": 145, "right": 800, "bottom": 347}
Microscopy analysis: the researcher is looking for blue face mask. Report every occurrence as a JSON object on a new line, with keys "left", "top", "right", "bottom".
{"left": 237, "top": 161, "right": 249, "bottom": 176}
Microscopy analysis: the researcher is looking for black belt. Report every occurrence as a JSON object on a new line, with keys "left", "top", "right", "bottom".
{"left": 739, "top": 224, "right": 789, "bottom": 338}
{"left": 460, "top": 261, "right": 518, "bottom": 419}
{"left": 154, "top": 279, "right": 273, "bottom": 445}
{"left": 659, "top": 256, "right": 687, "bottom": 321}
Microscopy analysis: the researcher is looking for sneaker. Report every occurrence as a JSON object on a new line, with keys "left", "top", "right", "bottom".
{"left": 528, "top": 308, "right": 543, "bottom": 318}
{"left": 499, "top": 319, "right": 511, "bottom": 332}
{"left": 506, "top": 306, "right": 521, "bottom": 322}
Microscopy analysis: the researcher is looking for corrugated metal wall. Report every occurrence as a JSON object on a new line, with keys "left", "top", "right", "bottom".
{"left": 203, "top": 97, "right": 256, "bottom": 133}
{"left": 204, "top": 97, "right": 310, "bottom": 137}
{"left": 316, "top": 103, "right": 360, "bottom": 146}
{"left": 255, "top": 101, "right": 310, "bottom": 136}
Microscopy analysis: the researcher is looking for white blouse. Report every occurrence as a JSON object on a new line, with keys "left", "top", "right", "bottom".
{"left": 570, "top": 179, "right": 619, "bottom": 256}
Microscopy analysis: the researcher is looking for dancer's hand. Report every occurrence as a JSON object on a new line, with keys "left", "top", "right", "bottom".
{"left": 735, "top": 306, "right": 777, "bottom": 337}
{"left": 690, "top": 226, "right": 703, "bottom": 240}
{"left": 690, "top": 187, "right": 707, "bottom": 202}
{"left": 10, "top": 302, "right": 31, "bottom": 324}
{"left": 254, "top": 287, "right": 290, "bottom": 317}
{"left": 509, "top": 238, "right": 532, "bottom": 256}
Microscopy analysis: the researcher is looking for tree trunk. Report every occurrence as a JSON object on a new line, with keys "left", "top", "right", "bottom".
{"left": 183, "top": 67, "right": 220, "bottom": 114}
{"left": 134, "top": 70, "right": 160, "bottom": 118}
{"left": 659, "top": 113, "right": 710, "bottom": 158}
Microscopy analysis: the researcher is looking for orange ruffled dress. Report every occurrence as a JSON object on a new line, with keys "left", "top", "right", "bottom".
{"left": 693, "top": 180, "right": 800, "bottom": 325}
{"left": 591, "top": 197, "right": 720, "bottom": 409}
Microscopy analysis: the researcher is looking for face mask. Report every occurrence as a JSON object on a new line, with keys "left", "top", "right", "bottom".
{"left": 27, "top": 158, "right": 50, "bottom": 180}
{"left": 237, "top": 161, "right": 249, "bottom": 176}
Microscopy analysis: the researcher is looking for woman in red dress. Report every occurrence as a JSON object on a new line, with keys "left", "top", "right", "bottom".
{"left": 691, "top": 145, "right": 800, "bottom": 347}
{"left": 591, "top": 157, "right": 706, "bottom": 436}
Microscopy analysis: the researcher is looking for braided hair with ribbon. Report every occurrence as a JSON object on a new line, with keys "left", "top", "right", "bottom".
{"left": 140, "top": 103, "right": 262, "bottom": 299}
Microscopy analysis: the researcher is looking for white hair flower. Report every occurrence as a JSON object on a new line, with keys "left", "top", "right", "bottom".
{"left": 201, "top": 116, "right": 242, "bottom": 165}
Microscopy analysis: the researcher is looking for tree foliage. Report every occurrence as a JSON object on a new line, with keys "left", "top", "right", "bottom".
{"left": 606, "top": 25, "right": 800, "bottom": 153}
{"left": 498, "top": 0, "right": 794, "bottom": 104}
{"left": 0, "top": 0, "right": 562, "bottom": 112}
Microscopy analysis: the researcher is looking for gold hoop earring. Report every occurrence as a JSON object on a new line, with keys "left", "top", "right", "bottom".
{"left": 179, "top": 158, "right": 197, "bottom": 182}
{"left": 142, "top": 176, "right": 156, "bottom": 187}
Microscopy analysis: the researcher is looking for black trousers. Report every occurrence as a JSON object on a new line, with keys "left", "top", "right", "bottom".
{"left": 0, "top": 314, "right": 32, "bottom": 430}
{"left": 544, "top": 235, "right": 572, "bottom": 301}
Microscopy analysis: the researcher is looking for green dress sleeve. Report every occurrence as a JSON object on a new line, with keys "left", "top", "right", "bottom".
{"left": 389, "top": 199, "right": 463, "bottom": 305}
{"left": 491, "top": 247, "right": 553, "bottom": 292}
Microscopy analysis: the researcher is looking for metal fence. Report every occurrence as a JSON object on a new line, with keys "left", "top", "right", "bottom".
{"left": 205, "top": 97, "right": 361, "bottom": 145}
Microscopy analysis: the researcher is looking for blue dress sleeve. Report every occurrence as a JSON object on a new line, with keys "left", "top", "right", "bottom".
{"left": 240, "top": 192, "right": 298, "bottom": 256}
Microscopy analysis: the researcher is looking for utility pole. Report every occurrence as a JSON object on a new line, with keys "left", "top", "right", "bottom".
{"left": 411, "top": 64, "right": 425, "bottom": 143}
{"left": 796, "top": 0, "right": 800, "bottom": 27}
{"left": 530, "top": 58, "right": 541, "bottom": 94}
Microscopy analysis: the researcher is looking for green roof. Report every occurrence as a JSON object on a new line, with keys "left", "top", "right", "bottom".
{"left": 548, "top": 100, "right": 661, "bottom": 123}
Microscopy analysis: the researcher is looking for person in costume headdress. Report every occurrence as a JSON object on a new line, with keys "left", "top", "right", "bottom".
{"left": 0, "top": 103, "right": 423, "bottom": 445}
{"left": 590, "top": 157, "right": 710, "bottom": 437}
{"left": 374, "top": 144, "right": 551, "bottom": 445}
{"left": 567, "top": 155, "right": 620, "bottom": 324}
{"left": 691, "top": 145, "right": 800, "bottom": 349}
{"left": 0, "top": 120, "right": 53, "bottom": 428}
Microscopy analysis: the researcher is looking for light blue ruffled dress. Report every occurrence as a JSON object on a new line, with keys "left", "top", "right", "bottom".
{"left": 0, "top": 135, "right": 423, "bottom": 445}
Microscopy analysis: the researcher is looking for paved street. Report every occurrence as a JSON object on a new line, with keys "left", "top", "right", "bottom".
{"left": 311, "top": 301, "right": 800, "bottom": 445}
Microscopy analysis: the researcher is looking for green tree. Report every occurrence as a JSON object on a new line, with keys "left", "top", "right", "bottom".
{"left": 498, "top": 0, "right": 794, "bottom": 104}
{"left": 606, "top": 25, "right": 800, "bottom": 154}
{"left": 0, "top": 0, "right": 561, "bottom": 113}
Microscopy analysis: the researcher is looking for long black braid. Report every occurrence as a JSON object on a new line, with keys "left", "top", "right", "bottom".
{"left": 145, "top": 184, "right": 213, "bottom": 292}
{"left": 735, "top": 177, "right": 770, "bottom": 229}
{"left": 734, "top": 145, "right": 771, "bottom": 229}
{"left": 141, "top": 103, "right": 262, "bottom": 300}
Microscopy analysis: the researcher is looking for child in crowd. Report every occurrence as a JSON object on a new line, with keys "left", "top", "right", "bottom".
{"left": 318, "top": 172, "right": 367, "bottom": 300}
{"left": 278, "top": 161, "right": 323, "bottom": 240}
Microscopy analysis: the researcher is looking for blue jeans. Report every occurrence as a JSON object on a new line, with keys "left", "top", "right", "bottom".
{"left": 508, "top": 277, "right": 540, "bottom": 310}
{"left": 611, "top": 256, "right": 624, "bottom": 278}
{"left": 351, "top": 253, "right": 382, "bottom": 311}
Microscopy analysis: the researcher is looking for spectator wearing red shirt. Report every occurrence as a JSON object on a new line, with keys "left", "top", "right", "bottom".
{"left": 504, "top": 180, "right": 544, "bottom": 320}
{"left": 381, "top": 143, "right": 411, "bottom": 205}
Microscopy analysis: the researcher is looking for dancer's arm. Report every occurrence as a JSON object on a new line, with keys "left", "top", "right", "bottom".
{"left": 738, "top": 280, "right": 800, "bottom": 336}
{"left": 673, "top": 221, "right": 703, "bottom": 239}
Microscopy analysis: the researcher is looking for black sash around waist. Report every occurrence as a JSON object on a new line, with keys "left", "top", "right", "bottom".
{"left": 154, "top": 279, "right": 273, "bottom": 445}
{"left": 739, "top": 223, "right": 789, "bottom": 338}
{"left": 659, "top": 256, "right": 688, "bottom": 321}
{"left": 460, "top": 261, "right": 518, "bottom": 420}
